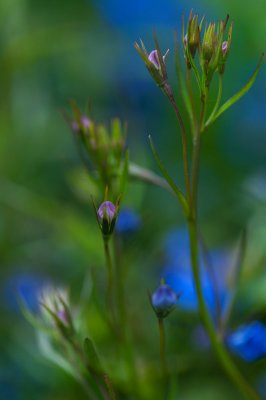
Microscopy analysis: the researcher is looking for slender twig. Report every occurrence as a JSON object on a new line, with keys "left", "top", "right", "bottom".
{"left": 204, "top": 73, "right": 223, "bottom": 131}
{"left": 187, "top": 87, "right": 260, "bottom": 400}
{"left": 162, "top": 85, "right": 192, "bottom": 205}
{"left": 103, "top": 239, "right": 116, "bottom": 329}
{"left": 199, "top": 232, "right": 222, "bottom": 330}
{"left": 158, "top": 318, "right": 167, "bottom": 377}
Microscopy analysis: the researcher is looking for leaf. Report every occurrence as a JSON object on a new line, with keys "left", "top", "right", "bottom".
{"left": 83, "top": 337, "right": 102, "bottom": 373}
{"left": 148, "top": 136, "right": 188, "bottom": 215}
{"left": 119, "top": 149, "right": 129, "bottom": 198}
{"left": 207, "top": 53, "right": 264, "bottom": 127}
{"left": 129, "top": 162, "right": 170, "bottom": 192}
{"left": 174, "top": 34, "right": 193, "bottom": 127}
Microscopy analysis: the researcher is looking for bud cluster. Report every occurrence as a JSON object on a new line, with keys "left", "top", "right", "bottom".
{"left": 183, "top": 11, "right": 233, "bottom": 85}
{"left": 70, "top": 110, "right": 127, "bottom": 191}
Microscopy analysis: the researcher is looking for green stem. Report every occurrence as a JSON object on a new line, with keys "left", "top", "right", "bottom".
{"left": 187, "top": 68, "right": 198, "bottom": 135}
{"left": 204, "top": 73, "right": 223, "bottom": 131}
{"left": 162, "top": 84, "right": 191, "bottom": 205}
{"left": 187, "top": 221, "right": 260, "bottom": 400}
{"left": 187, "top": 88, "right": 260, "bottom": 400}
{"left": 158, "top": 318, "right": 167, "bottom": 379}
{"left": 103, "top": 239, "right": 116, "bottom": 327}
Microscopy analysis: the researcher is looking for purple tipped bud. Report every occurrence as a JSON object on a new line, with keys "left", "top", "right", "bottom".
{"left": 97, "top": 201, "right": 116, "bottom": 224}
{"left": 151, "top": 283, "right": 180, "bottom": 319}
{"left": 148, "top": 49, "right": 169, "bottom": 70}
{"left": 222, "top": 41, "right": 228, "bottom": 56}
{"left": 80, "top": 116, "right": 91, "bottom": 129}
{"left": 183, "top": 34, "right": 188, "bottom": 48}
{"left": 71, "top": 116, "right": 91, "bottom": 134}
{"left": 148, "top": 50, "right": 160, "bottom": 69}
{"left": 71, "top": 121, "right": 79, "bottom": 133}
{"left": 57, "top": 309, "right": 68, "bottom": 324}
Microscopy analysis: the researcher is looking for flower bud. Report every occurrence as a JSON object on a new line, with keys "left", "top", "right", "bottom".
{"left": 148, "top": 50, "right": 160, "bottom": 69}
{"left": 148, "top": 49, "right": 169, "bottom": 71}
{"left": 187, "top": 14, "right": 200, "bottom": 58}
{"left": 222, "top": 41, "right": 228, "bottom": 56}
{"left": 151, "top": 282, "right": 180, "bottom": 319}
{"left": 97, "top": 200, "right": 118, "bottom": 239}
{"left": 134, "top": 39, "right": 169, "bottom": 86}
{"left": 97, "top": 201, "right": 116, "bottom": 223}
{"left": 38, "top": 286, "right": 74, "bottom": 338}
{"left": 202, "top": 23, "right": 217, "bottom": 63}
{"left": 71, "top": 115, "right": 91, "bottom": 134}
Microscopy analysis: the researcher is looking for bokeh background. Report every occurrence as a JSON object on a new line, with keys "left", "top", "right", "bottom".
{"left": 1, "top": 0, "right": 266, "bottom": 399}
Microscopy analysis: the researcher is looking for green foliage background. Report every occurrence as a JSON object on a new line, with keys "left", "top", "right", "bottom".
{"left": 0, "top": 0, "right": 266, "bottom": 399}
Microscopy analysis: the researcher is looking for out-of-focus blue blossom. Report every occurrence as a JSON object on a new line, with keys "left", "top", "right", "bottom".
{"left": 162, "top": 227, "right": 231, "bottom": 319}
{"left": 91, "top": 0, "right": 186, "bottom": 32}
{"left": 151, "top": 283, "right": 179, "bottom": 319}
{"left": 115, "top": 208, "right": 141, "bottom": 235}
{"left": 227, "top": 321, "right": 266, "bottom": 362}
{"left": 2, "top": 273, "right": 47, "bottom": 314}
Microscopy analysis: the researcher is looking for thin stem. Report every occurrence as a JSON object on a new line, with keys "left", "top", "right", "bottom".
{"left": 187, "top": 87, "right": 260, "bottom": 400}
{"left": 162, "top": 84, "right": 191, "bottom": 205}
{"left": 158, "top": 318, "right": 167, "bottom": 378}
{"left": 113, "top": 235, "right": 140, "bottom": 397}
{"left": 191, "top": 90, "right": 207, "bottom": 217}
{"left": 199, "top": 232, "right": 222, "bottom": 330}
{"left": 187, "top": 221, "right": 260, "bottom": 400}
{"left": 204, "top": 73, "right": 223, "bottom": 131}
{"left": 103, "top": 239, "right": 116, "bottom": 327}
{"left": 186, "top": 68, "right": 198, "bottom": 134}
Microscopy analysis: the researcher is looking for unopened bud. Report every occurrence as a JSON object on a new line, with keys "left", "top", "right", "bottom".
{"left": 71, "top": 115, "right": 91, "bottom": 134}
{"left": 97, "top": 201, "right": 116, "bottom": 223}
{"left": 97, "top": 200, "right": 118, "bottom": 239}
{"left": 151, "top": 282, "right": 180, "bottom": 319}
{"left": 148, "top": 49, "right": 169, "bottom": 70}
{"left": 222, "top": 41, "right": 228, "bottom": 56}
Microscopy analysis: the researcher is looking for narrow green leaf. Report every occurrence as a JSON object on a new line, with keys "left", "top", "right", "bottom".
{"left": 149, "top": 135, "right": 188, "bottom": 215}
{"left": 204, "top": 73, "right": 223, "bottom": 132}
{"left": 119, "top": 149, "right": 129, "bottom": 197}
{"left": 129, "top": 162, "right": 170, "bottom": 192}
{"left": 186, "top": 47, "right": 202, "bottom": 91}
{"left": 207, "top": 53, "right": 264, "bottom": 128}
{"left": 84, "top": 337, "right": 102, "bottom": 373}
{"left": 174, "top": 35, "right": 193, "bottom": 126}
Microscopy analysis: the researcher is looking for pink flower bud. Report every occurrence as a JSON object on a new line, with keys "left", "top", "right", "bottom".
{"left": 148, "top": 50, "right": 160, "bottom": 69}
{"left": 222, "top": 41, "right": 228, "bottom": 56}
{"left": 97, "top": 201, "right": 116, "bottom": 224}
{"left": 148, "top": 49, "right": 169, "bottom": 70}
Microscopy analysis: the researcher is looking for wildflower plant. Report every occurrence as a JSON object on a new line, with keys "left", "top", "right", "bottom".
{"left": 23, "top": 9, "right": 266, "bottom": 400}
{"left": 135, "top": 10, "right": 264, "bottom": 400}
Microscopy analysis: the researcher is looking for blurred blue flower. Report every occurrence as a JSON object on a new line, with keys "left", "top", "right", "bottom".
{"left": 3, "top": 273, "right": 47, "bottom": 314}
{"left": 91, "top": 0, "right": 186, "bottom": 32}
{"left": 227, "top": 321, "right": 266, "bottom": 362}
{"left": 115, "top": 208, "right": 141, "bottom": 235}
{"left": 162, "top": 227, "right": 231, "bottom": 319}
